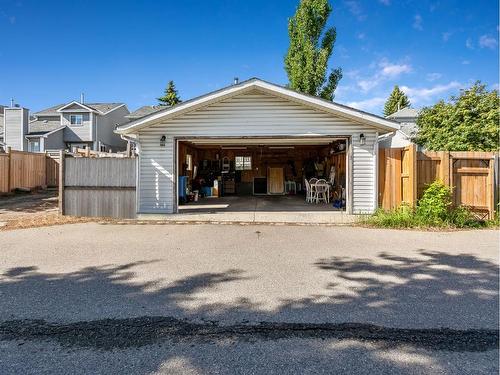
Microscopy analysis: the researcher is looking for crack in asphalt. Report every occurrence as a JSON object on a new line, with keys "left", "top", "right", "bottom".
{"left": 0, "top": 317, "right": 497, "bottom": 352}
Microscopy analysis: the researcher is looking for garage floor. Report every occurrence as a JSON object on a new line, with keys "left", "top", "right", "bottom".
{"left": 179, "top": 195, "right": 343, "bottom": 213}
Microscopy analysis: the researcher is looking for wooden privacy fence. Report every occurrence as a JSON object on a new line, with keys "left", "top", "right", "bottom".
{"left": 0, "top": 148, "right": 59, "bottom": 193}
{"left": 60, "top": 153, "right": 136, "bottom": 218}
{"left": 379, "top": 145, "right": 498, "bottom": 219}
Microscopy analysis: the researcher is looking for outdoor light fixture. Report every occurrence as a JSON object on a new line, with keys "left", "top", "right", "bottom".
{"left": 359, "top": 133, "right": 366, "bottom": 145}
{"left": 160, "top": 135, "right": 166, "bottom": 147}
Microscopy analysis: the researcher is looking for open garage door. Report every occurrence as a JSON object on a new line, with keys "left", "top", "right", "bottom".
{"left": 175, "top": 137, "right": 350, "bottom": 214}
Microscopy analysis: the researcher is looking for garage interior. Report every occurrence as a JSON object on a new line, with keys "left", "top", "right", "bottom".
{"left": 176, "top": 137, "right": 348, "bottom": 212}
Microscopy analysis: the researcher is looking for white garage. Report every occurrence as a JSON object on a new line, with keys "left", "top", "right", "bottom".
{"left": 116, "top": 78, "right": 398, "bottom": 217}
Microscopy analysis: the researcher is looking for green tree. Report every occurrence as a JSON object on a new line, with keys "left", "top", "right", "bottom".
{"left": 158, "top": 80, "right": 182, "bottom": 106}
{"left": 284, "top": 0, "right": 342, "bottom": 101}
{"left": 415, "top": 82, "right": 499, "bottom": 151}
{"left": 384, "top": 85, "right": 411, "bottom": 116}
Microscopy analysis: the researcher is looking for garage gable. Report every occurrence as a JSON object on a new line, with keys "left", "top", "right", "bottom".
{"left": 117, "top": 78, "right": 398, "bottom": 135}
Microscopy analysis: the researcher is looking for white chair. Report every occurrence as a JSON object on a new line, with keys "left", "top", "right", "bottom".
{"left": 308, "top": 178, "right": 318, "bottom": 203}
{"left": 304, "top": 179, "right": 312, "bottom": 203}
{"left": 315, "top": 183, "right": 329, "bottom": 204}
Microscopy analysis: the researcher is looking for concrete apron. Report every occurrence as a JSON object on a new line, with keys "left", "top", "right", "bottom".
{"left": 137, "top": 211, "right": 359, "bottom": 225}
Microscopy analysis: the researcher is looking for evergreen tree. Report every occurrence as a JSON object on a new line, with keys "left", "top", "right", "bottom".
{"left": 284, "top": 0, "right": 342, "bottom": 101}
{"left": 158, "top": 80, "right": 182, "bottom": 106}
{"left": 384, "top": 86, "right": 411, "bottom": 116}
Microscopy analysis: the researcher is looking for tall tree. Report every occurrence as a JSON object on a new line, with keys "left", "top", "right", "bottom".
{"left": 158, "top": 80, "right": 182, "bottom": 106}
{"left": 284, "top": 0, "right": 342, "bottom": 101}
{"left": 384, "top": 86, "right": 411, "bottom": 116}
{"left": 415, "top": 82, "right": 499, "bottom": 151}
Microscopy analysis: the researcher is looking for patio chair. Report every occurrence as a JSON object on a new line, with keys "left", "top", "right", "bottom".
{"left": 307, "top": 178, "right": 318, "bottom": 203}
{"left": 304, "top": 179, "right": 313, "bottom": 203}
{"left": 314, "top": 183, "right": 329, "bottom": 204}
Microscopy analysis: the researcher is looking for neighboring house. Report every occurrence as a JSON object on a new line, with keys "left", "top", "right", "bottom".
{"left": 115, "top": 78, "right": 399, "bottom": 216}
{"left": 379, "top": 107, "right": 419, "bottom": 148}
{"left": 0, "top": 104, "right": 6, "bottom": 149}
{"left": 126, "top": 105, "right": 167, "bottom": 121}
{"left": 3, "top": 101, "right": 130, "bottom": 153}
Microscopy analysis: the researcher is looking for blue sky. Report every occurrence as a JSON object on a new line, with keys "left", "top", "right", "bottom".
{"left": 0, "top": 0, "right": 498, "bottom": 115}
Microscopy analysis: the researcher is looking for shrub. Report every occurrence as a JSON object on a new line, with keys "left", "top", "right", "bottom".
{"left": 415, "top": 180, "right": 452, "bottom": 226}
{"left": 365, "top": 180, "right": 491, "bottom": 229}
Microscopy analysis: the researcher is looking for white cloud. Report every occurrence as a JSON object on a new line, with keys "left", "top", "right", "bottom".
{"left": 379, "top": 0, "right": 390, "bottom": 5}
{"left": 479, "top": 35, "right": 498, "bottom": 49}
{"left": 442, "top": 32, "right": 452, "bottom": 42}
{"left": 346, "top": 97, "right": 386, "bottom": 111}
{"left": 344, "top": 1, "right": 366, "bottom": 21}
{"left": 357, "top": 32, "right": 365, "bottom": 40}
{"left": 355, "top": 59, "right": 412, "bottom": 92}
{"left": 400, "top": 81, "right": 462, "bottom": 104}
{"left": 465, "top": 38, "right": 474, "bottom": 49}
{"left": 380, "top": 60, "right": 412, "bottom": 77}
{"left": 413, "top": 14, "right": 423, "bottom": 31}
{"left": 462, "top": 60, "right": 470, "bottom": 65}
{"left": 426, "top": 73, "right": 442, "bottom": 82}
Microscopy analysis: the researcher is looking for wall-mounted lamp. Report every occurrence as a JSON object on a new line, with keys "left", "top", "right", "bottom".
{"left": 160, "top": 135, "right": 166, "bottom": 147}
{"left": 359, "top": 133, "right": 366, "bottom": 146}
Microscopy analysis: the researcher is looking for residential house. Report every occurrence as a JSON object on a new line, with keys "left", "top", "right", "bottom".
{"left": 115, "top": 78, "right": 399, "bottom": 216}
{"left": 0, "top": 105, "right": 5, "bottom": 149}
{"left": 125, "top": 105, "right": 166, "bottom": 121}
{"left": 379, "top": 107, "right": 419, "bottom": 148}
{"left": 3, "top": 100, "right": 130, "bottom": 153}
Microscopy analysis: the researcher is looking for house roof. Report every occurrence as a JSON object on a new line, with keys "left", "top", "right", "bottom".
{"left": 34, "top": 102, "right": 125, "bottom": 116}
{"left": 126, "top": 105, "right": 168, "bottom": 119}
{"left": 28, "top": 118, "right": 64, "bottom": 135}
{"left": 386, "top": 107, "right": 419, "bottom": 119}
{"left": 116, "top": 78, "right": 400, "bottom": 134}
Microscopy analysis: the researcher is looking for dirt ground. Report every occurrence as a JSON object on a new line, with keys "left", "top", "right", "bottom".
{"left": 0, "top": 190, "right": 97, "bottom": 231}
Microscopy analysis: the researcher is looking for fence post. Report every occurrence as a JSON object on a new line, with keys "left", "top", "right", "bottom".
{"left": 6, "top": 147, "right": 11, "bottom": 193}
{"left": 408, "top": 144, "right": 417, "bottom": 206}
{"left": 488, "top": 156, "right": 495, "bottom": 219}
{"left": 494, "top": 154, "right": 499, "bottom": 216}
{"left": 439, "top": 151, "right": 451, "bottom": 186}
{"left": 58, "top": 150, "right": 65, "bottom": 215}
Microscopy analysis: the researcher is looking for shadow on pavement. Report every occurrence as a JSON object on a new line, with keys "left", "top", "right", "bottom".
{"left": 0, "top": 250, "right": 498, "bottom": 374}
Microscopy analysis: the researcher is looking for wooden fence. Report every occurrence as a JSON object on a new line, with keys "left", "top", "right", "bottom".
{"left": 60, "top": 152, "right": 136, "bottom": 218}
{"left": 0, "top": 148, "right": 59, "bottom": 193}
{"left": 379, "top": 146, "right": 498, "bottom": 219}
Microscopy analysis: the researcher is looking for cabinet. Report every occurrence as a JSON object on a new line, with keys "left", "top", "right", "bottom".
{"left": 267, "top": 167, "right": 284, "bottom": 194}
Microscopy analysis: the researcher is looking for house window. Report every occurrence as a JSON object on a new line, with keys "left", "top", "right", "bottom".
{"left": 235, "top": 156, "right": 252, "bottom": 170}
{"left": 29, "top": 139, "right": 40, "bottom": 152}
{"left": 186, "top": 154, "right": 192, "bottom": 171}
{"left": 100, "top": 144, "right": 107, "bottom": 152}
{"left": 69, "top": 114, "right": 83, "bottom": 126}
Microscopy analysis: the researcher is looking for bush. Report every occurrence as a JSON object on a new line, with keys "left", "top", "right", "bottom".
{"left": 365, "top": 180, "right": 491, "bottom": 229}
{"left": 415, "top": 180, "right": 453, "bottom": 226}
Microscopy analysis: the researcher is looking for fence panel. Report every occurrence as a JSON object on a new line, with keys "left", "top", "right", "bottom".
{"left": 0, "top": 154, "right": 9, "bottom": 193}
{"left": 379, "top": 147, "right": 497, "bottom": 219}
{"left": 46, "top": 156, "right": 59, "bottom": 187}
{"left": 62, "top": 156, "right": 136, "bottom": 219}
{"left": 0, "top": 150, "right": 52, "bottom": 193}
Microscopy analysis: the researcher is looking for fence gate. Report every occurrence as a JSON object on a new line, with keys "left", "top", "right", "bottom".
{"left": 60, "top": 153, "right": 136, "bottom": 219}
{"left": 379, "top": 148, "right": 498, "bottom": 219}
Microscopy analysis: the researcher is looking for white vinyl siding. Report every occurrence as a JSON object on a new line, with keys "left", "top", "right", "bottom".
{"left": 62, "top": 112, "right": 92, "bottom": 142}
{"left": 4, "top": 108, "right": 29, "bottom": 151}
{"left": 137, "top": 91, "right": 378, "bottom": 214}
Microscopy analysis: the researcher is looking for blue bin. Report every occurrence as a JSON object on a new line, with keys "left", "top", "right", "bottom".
{"left": 178, "top": 176, "right": 188, "bottom": 200}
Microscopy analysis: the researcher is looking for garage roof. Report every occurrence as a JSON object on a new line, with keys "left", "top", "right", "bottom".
{"left": 116, "top": 78, "right": 399, "bottom": 134}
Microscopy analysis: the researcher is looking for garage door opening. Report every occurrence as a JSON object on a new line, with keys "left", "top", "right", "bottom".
{"left": 176, "top": 137, "right": 349, "bottom": 213}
